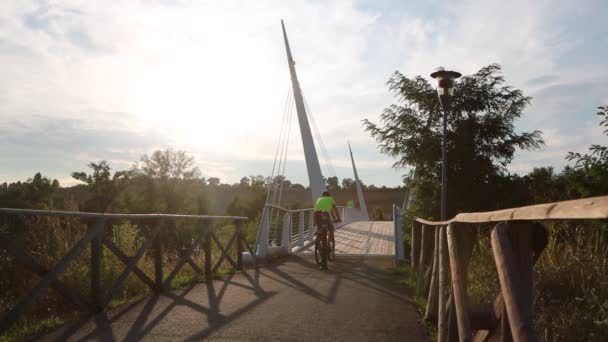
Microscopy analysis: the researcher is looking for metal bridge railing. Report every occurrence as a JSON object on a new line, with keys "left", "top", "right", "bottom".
{"left": 251, "top": 204, "right": 358, "bottom": 259}
{"left": 0, "top": 208, "right": 248, "bottom": 334}
{"left": 409, "top": 195, "right": 608, "bottom": 342}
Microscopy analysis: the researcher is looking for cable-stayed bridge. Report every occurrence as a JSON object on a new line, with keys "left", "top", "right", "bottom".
{"left": 1, "top": 20, "right": 605, "bottom": 342}
{"left": 250, "top": 19, "right": 405, "bottom": 265}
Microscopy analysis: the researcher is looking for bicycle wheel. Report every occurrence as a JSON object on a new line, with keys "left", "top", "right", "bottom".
{"left": 328, "top": 231, "right": 335, "bottom": 261}
{"left": 314, "top": 237, "right": 322, "bottom": 265}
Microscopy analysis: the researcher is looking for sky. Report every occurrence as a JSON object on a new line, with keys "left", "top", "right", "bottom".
{"left": 1, "top": 0, "right": 607, "bottom": 188}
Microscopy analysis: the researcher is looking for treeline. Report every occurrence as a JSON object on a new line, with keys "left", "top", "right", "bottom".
{"left": 0, "top": 149, "right": 407, "bottom": 220}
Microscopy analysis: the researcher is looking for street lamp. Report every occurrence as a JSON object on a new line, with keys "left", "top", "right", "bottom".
{"left": 430, "top": 68, "right": 461, "bottom": 221}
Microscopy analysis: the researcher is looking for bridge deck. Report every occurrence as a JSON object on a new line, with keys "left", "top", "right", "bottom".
{"left": 300, "top": 221, "right": 395, "bottom": 255}
{"left": 40, "top": 256, "right": 426, "bottom": 341}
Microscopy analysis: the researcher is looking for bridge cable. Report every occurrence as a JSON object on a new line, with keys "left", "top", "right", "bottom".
{"left": 304, "top": 94, "right": 337, "bottom": 178}
{"left": 271, "top": 95, "right": 295, "bottom": 243}
{"left": 265, "top": 84, "right": 292, "bottom": 206}
{"left": 270, "top": 93, "right": 294, "bottom": 242}
{"left": 258, "top": 84, "right": 292, "bottom": 251}
{"left": 303, "top": 94, "right": 337, "bottom": 180}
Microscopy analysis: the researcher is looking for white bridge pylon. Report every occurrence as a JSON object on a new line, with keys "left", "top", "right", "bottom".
{"left": 249, "top": 20, "right": 371, "bottom": 260}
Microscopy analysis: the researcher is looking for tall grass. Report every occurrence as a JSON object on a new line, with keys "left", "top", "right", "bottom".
{"left": 466, "top": 222, "right": 608, "bottom": 341}
{"left": 400, "top": 219, "right": 608, "bottom": 340}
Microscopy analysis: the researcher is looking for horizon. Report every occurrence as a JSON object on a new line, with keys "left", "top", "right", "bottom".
{"left": 1, "top": 1, "right": 607, "bottom": 188}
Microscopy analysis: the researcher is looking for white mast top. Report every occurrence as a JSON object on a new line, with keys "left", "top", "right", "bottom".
{"left": 349, "top": 141, "right": 369, "bottom": 220}
{"left": 281, "top": 20, "right": 325, "bottom": 202}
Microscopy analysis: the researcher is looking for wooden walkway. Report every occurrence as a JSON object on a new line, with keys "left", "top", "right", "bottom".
{"left": 301, "top": 221, "right": 395, "bottom": 255}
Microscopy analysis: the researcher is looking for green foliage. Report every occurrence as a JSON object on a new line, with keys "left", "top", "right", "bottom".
{"left": 137, "top": 149, "right": 201, "bottom": 180}
{"left": 132, "top": 149, "right": 202, "bottom": 214}
{"left": 566, "top": 105, "right": 608, "bottom": 169}
{"left": 0, "top": 316, "right": 65, "bottom": 342}
{"left": 0, "top": 173, "right": 60, "bottom": 210}
{"left": 364, "top": 64, "right": 544, "bottom": 218}
{"left": 72, "top": 161, "right": 130, "bottom": 212}
{"left": 326, "top": 176, "right": 340, "bottom": 191}
{"left": 341, "top": 177, "right": 354, "bottom": 191}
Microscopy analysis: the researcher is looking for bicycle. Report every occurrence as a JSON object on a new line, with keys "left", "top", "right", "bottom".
{"left": 314, "top": 213, "right": 339, "bottom": 269}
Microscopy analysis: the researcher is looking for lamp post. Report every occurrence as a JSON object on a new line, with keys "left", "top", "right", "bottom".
{"left": 430, "top": 68, "right": 461, "bottom": 220}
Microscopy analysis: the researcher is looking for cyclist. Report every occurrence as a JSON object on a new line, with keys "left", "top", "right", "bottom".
{"left": 314, "top": 190, "right": 341, "bottom": 270}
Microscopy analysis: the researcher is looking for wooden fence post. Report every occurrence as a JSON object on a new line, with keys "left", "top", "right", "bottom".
{"left": 90, "top": 218, "right": 104, "bottom": 311}
{"left": 417, "top": 224, "right": 433, "bottom": 295}
{"left": 204, "top": 223, "right": 213, "bottom": 282}
{"left": 491, "top": 222, "right": 536, "bottom": 342}
{"left": 446, "top": 223, "right": 475, "bottom": 342}
{"left": 425, "top": 226, "right": 440, "bottom": 322}
{"left": 236, "top": 220, "right": 244, "bottom": 270}
{"left": 153, "top": 220, "right": 164, "bottom": 292}
{"left": 412, "top": 221, "right": 421, "bottom": 272}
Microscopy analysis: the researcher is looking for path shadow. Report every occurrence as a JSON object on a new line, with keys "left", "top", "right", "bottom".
{"left": 46, "top": 265, "right": 273, "bottom": 341}
{"left": 44, "top": 254, "right": 406, "bottom": 341}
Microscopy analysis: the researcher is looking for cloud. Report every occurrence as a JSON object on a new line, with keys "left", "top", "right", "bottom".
{"left": 526, "top": 75, "right": 559, "bottom": 86}
{"left": 0, "top": 0, "right": 606, "bottom": 188}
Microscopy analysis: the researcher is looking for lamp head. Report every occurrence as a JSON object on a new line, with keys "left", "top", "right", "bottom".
{"left": 430, "top": 68, "right": 461, "bottom": 96}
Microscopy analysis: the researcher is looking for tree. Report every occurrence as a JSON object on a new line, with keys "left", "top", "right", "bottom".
{"left": 138, "top": 149, "right": 200, "bottom": 179}
{"left": 289, "top": 183, "right": 305, "bottom": 191}
{"left": 239, "top": 177, "right": 250, "bottom": 188}
{"left": 0, "top": 173, "right": 60, "bottom": 209}
{"left": 566, "top": 105, "right": 608, "bottom": 169}
{"left": 564, "top": 105, "right": 608, "bottom": 197}
{"left": 249, "top": 175, "right": 266, "bottom": 192}
{"left": 363, "top": 64, "right": 544, "bottom": 218}
{"left": 341, "top": 178, "right": 355, "bottom": 191}
{"left": 207, "top": 177, "right": 220, "bottom": 187}
{"left": 271, "top": 175, "right": 291, "bottom": 189}
{"left": 72, "top": 161, "right": 130, "bottom": 212}
{"left": 326, "top": 176, "right": 340, "bottom": 191}
{"left": 134, "top": 149, "right": 202, "bottom": 213}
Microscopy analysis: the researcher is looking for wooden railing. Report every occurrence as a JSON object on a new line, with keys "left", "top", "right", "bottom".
{"left": 0, "top": 208, "right": 249, "bottom": 334}
{"left": 410, "top": 196, "right": 608, "bottom": 342}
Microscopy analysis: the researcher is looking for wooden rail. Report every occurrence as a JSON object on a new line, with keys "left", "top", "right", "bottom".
{"left": 0, "top": 208, "right": 249, "bottom": 334}
{"left": 410, "top": 195, "right": 608, "bottom": 342}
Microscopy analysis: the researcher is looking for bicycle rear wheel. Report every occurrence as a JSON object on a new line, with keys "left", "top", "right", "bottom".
{"left": 314, "top": 238, "right": 322, "bottom": 265}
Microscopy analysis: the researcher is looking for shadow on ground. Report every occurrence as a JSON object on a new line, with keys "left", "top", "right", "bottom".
{"left": 39, "top": 255, "right": 427, "bottom": 341}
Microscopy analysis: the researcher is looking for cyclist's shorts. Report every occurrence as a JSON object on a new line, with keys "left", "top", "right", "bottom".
{"left": 314, "top": 211, "right": 333, "bottom": 231}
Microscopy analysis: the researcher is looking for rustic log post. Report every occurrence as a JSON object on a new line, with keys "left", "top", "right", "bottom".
{"left": 153, "top": 220, "right": 164, "bottom": 291}
{"left": 500, "top": 305, "right": 512, "bottom": 342}
{"left": 236, "top": 220, "right": 244, "bottom": 270}
{"left": 447, "top": 293, "right": 459, "bottom": 342}
{"left": 447, "top": 223, "right": 475, "bottom": 342}
{"left": 412, "top": 221, "right": 421, "bottom": 272}
{"left": 491, "top": 222, "right": 536, "bottom": 342}
{"left": 438, "top": 225, "right": 449, "bottom": 342}
{"left": 508, "top": 222, "right": 534, "bottom": 323}
{"left": 417, "top": 224, "right": 433, "bottom": 295}
{"left": 90, "top": 218, "right": 104, "bottom": 311}
{"left": 425, "top": 226, "right": 440, "bottom": 322}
